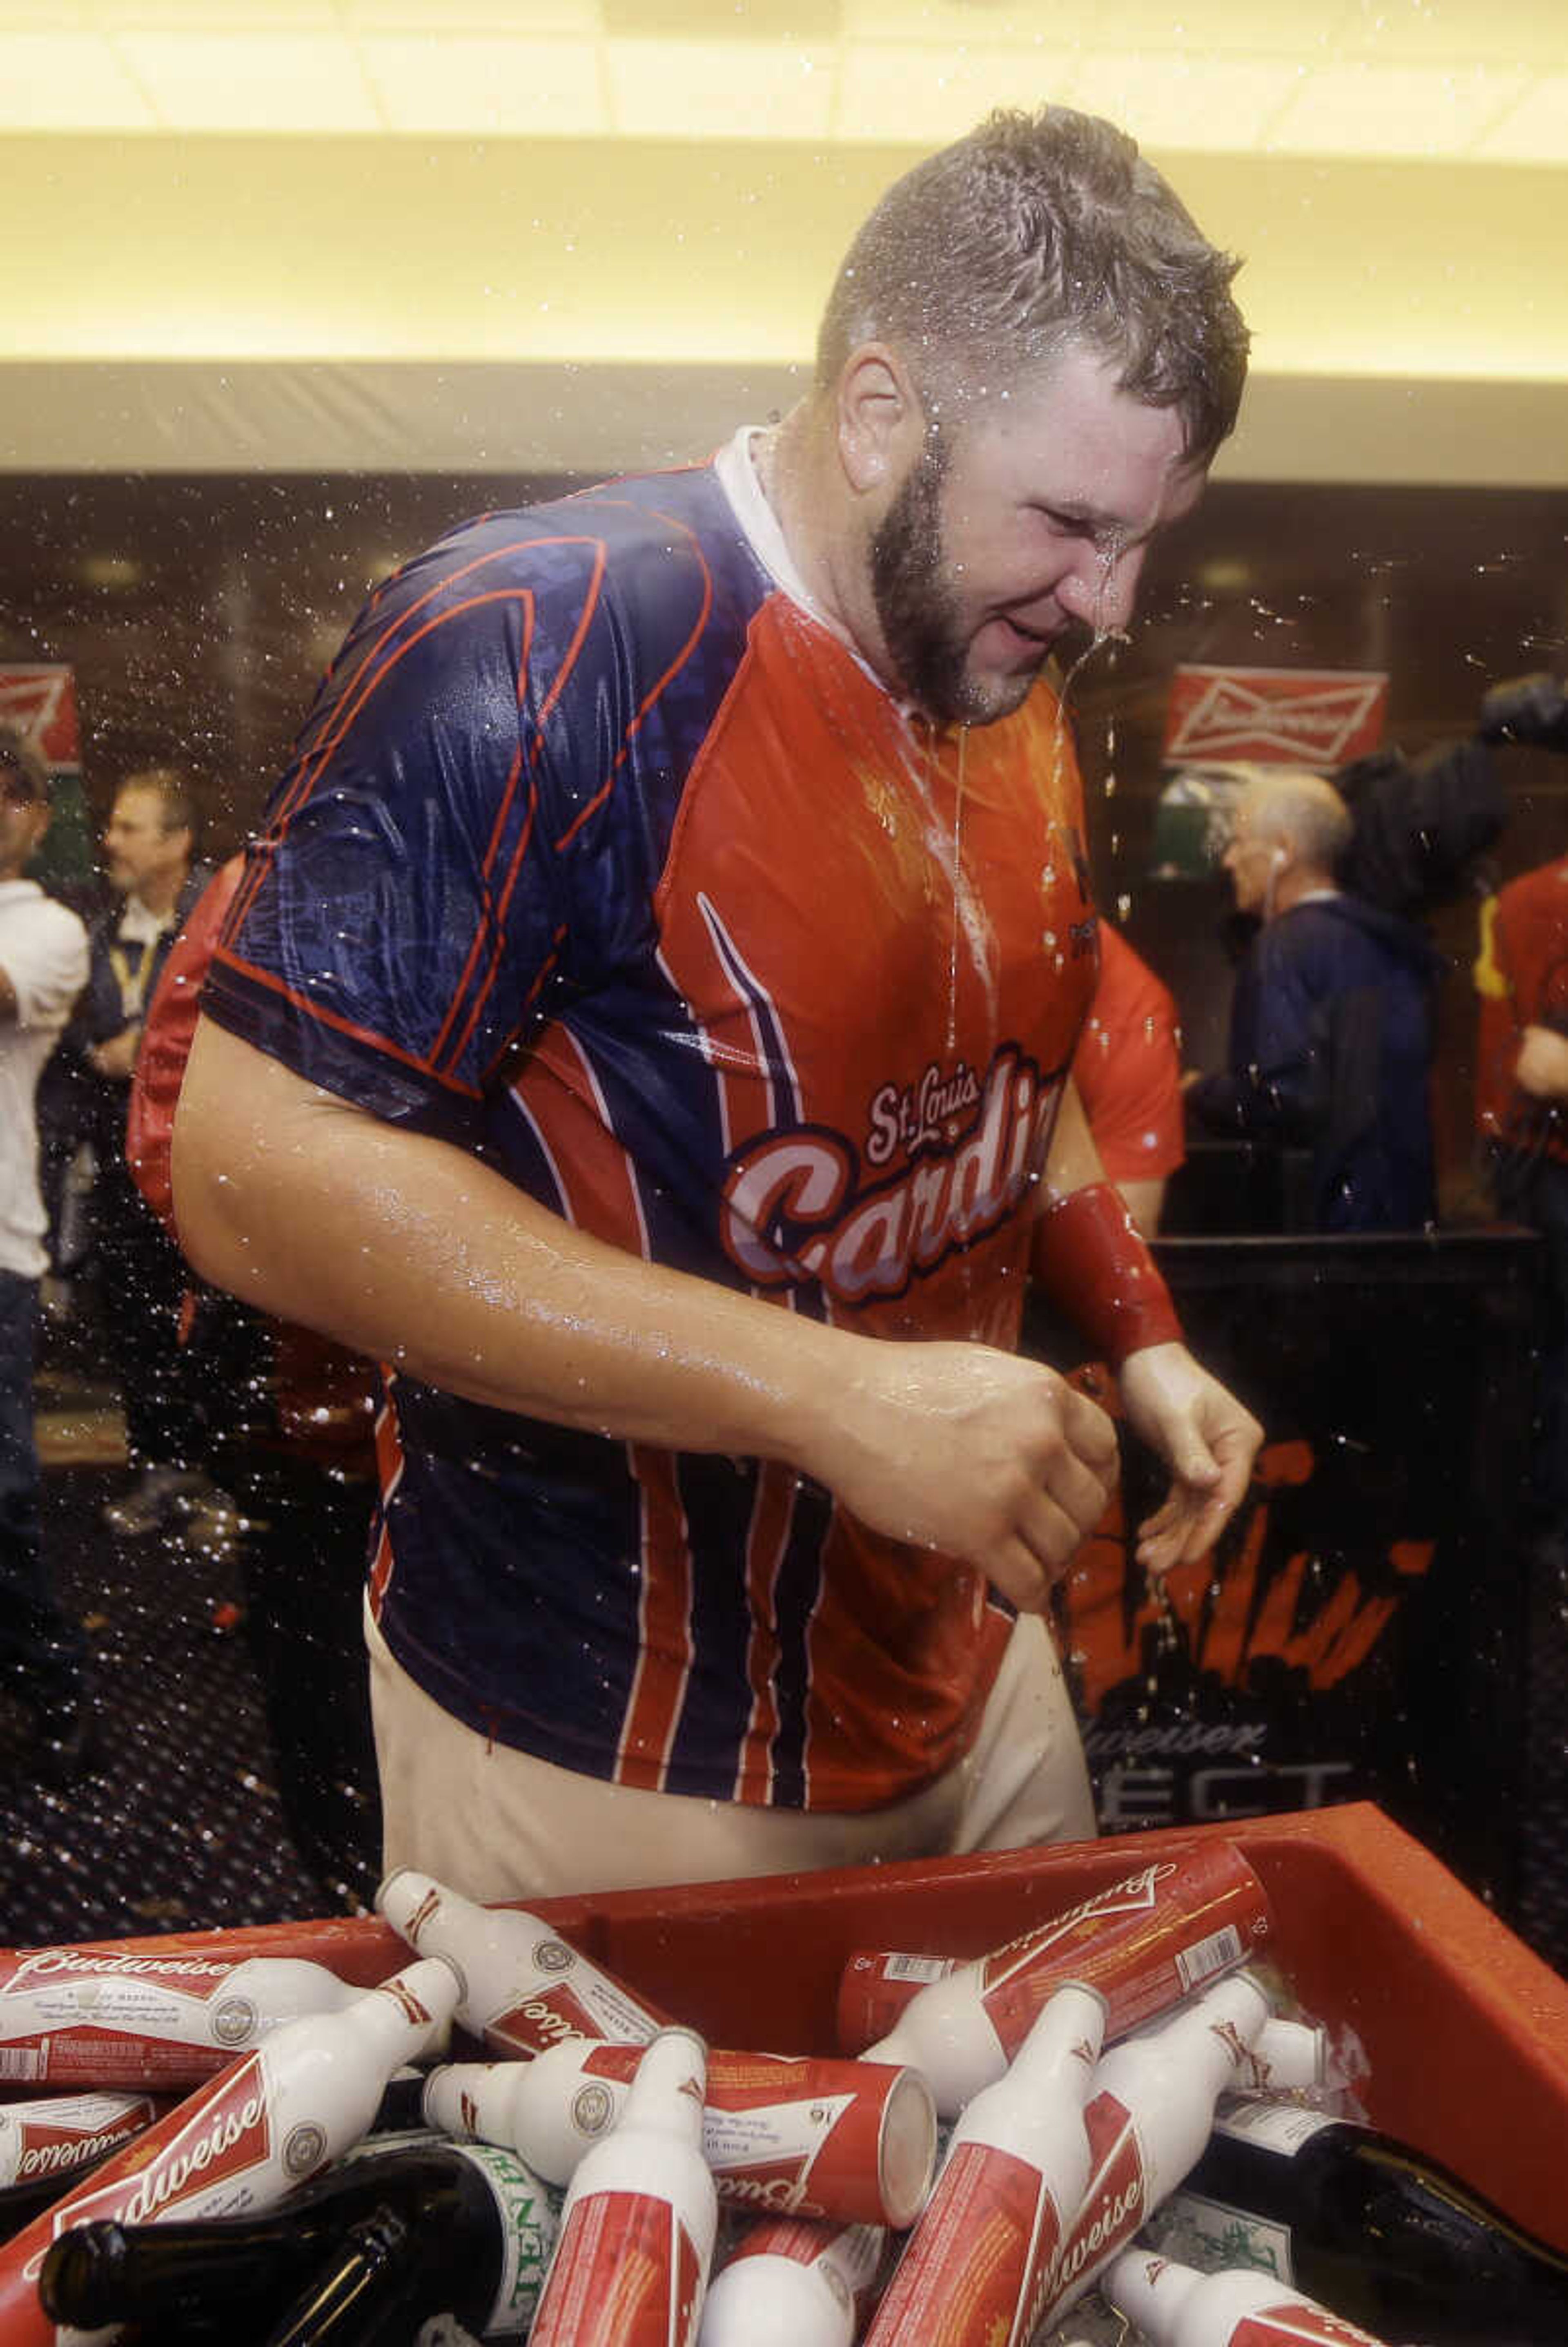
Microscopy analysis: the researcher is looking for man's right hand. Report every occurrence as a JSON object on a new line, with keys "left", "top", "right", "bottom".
{"left": 806, "top": 1339, "right": 1120, "bottom": 1613}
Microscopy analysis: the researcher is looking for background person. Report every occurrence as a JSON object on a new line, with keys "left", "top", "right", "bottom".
{"left": 1183, "top": 767, "right": 1442, "bottom": 1234}
{"left": 69, "top": 765, "right": 219, "bottom": 1538}
{"left": 0, "top": 724, "right": 94, "bottom": 1783}
{"left": 173, "top": 105, "right": 1263, "bottom": 1903}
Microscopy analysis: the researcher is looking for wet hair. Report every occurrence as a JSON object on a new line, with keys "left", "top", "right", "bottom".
{"left": 0, "top": 723, "right": 48, "bottom": 802}
{"left": 1243, "top": 770, "right": 1354, "bottom": 872}
{"left": 816, "top": 105, "right": 1249, "bottom": 466}
{"left": 119, "top": 764, "right": 197, "bottom": 840}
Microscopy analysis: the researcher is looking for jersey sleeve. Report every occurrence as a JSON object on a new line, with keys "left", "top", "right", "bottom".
{"left": 200, "top": 524, "right": 641, "bottom": 1147}
{"left": 1072, "top": 927, "right": 1185, "bottom": 1182}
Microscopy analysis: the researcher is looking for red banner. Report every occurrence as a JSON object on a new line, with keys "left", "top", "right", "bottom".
{"left": 0, "top": 664, "right": 81, "bottom": 771}
{"left": 1162, "top": 665, "right": 1388, "bottom": 770}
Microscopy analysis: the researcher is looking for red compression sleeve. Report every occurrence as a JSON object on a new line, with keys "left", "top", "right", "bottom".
{"left": 1032, "top": 1181, "right": 1183, "bottom": 1366}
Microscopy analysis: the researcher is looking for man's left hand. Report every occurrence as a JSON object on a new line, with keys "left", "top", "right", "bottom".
{"left": 1118, "top": 1341, "right": 1263, "bottom": 1575}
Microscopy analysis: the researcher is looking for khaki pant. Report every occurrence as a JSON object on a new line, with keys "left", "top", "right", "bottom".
{"left": 367, "top": 1603, "right": 1095, "bottom": 1904}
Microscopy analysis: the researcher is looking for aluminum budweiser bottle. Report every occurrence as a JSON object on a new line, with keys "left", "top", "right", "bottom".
{"left": 698, "top": 2217, "right": 892, "bottom": 2347}
{"left": 1045, "top": 1968, "right": 1274, "bottom": 2327}
{"left": 424, "top": 2042, "right": 935, "bottom": 2229}
{"left": 0, "top": 2095, "right": 163, "bottom": 2238}
{"left": 529, "top": 2025, "right": 718, "bottom": 2347}
{"left": 846, "top": 1843, "right": 1272, "bottom": 2117}
{"left": 862, "top": 1981, "right": 1107, "bottom": 2347}
{"left": 0, "top": 1949, "right": 360, "bottom": 2090}
{"left": 1105, "top": 2247, "right": 1395, "bottom": 2345}
{"left": 379, "top": 1868, "right": 669, "bottom": 2057}
{"left": 0, "top": 1953, "right": 461, "bottom": 2347}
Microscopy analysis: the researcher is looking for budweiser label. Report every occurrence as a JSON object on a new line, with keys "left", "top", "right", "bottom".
{"left": 44, "top": 2055, "right": 275, "bottom": 2235}
{"left": 486, "top": 1979, "right": 620, "bottom": 2058}
{"left": 0, "top": 1952, "right": 250, "bottom": 2086}
{"left": 0, "top": 2094, "right": 157, "bottom": 2189}
{"left": 869, "top": 2141, "right": 1065, "bottom": 2345}
{"left": 566, "top": 2046, "right": 916, "bottom": 2225}
{"left": 1049, "top": 2091, "right": 1149, "bottom": 2310}
{"left": 532, "top": 2190, "right": 703, "bottom": 2347}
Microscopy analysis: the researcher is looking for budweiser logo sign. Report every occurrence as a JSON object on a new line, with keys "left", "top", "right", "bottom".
{"left": 1162, "top": 665, "right": 1389, "bottom": 769}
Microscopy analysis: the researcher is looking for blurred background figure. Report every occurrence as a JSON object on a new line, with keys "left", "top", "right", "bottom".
{"left": 1475, "top": 847, "right": 1568, "bottom": 1524}
{"left": 66, "top": 765, "right": 220, "bottom": 1539}
{"left": 0, "top": 723, "right": 95, "bottom": 1783}
{"left": 1182, "top": 767, "right": 1442, "bottom": 1234}
{"left": 128, "top": 854, "right": 383, "bottom": 1905}
{"left": 1072, "top": 922, "right": 1185, "bottom": 1236}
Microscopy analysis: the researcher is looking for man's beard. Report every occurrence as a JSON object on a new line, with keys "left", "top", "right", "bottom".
{"left": 869, "top": 431, "right": 1042, "bottom": 729}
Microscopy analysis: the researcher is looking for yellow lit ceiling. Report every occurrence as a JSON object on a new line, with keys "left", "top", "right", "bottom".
{"left": 4, "top": 0, "right": 1568, "bottom": 482}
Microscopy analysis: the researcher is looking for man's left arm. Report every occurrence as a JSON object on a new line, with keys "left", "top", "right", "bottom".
{"left": 1033, "top": 1078, "right": 1262, "bottom": 1574}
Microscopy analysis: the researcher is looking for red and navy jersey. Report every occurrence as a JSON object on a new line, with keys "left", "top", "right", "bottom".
{"left": 1475, "top": 856, "right": 1568, "bottom": 1165}
{"left": 202, "top": 441, "right": 1099, "bottom": 1811}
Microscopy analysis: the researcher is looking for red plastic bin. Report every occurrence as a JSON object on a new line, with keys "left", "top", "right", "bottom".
{"left": 7, "top": 1802, "right": 1566, "bottom": 2260}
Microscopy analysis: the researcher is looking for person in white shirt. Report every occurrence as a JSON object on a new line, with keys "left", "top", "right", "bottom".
{"left": 0, "top": 724, "right": 94, "bottom": 1781}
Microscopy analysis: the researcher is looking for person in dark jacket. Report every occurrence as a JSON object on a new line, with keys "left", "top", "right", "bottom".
{"left": 1184, "top": 768, "right": 1442, "bottom": 1233}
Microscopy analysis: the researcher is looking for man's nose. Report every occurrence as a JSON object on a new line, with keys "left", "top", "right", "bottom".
{"left": 1058, "top": 542, "right": 1146, "bottom": 634}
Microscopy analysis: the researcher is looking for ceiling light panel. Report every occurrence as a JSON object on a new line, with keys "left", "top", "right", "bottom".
{"left": 115, "top": 30, "right": 384, "bottom": 129}
{"left": 1322, "top": 0, "right": 1568, "bottom": 71}
{"left": 1267, "top": 60, "right": 1533, "bottom": 157}
{"left": 84, "top": 0, "right": 342, "bottom": 23}
{"left": 1071, "top": 53, "right": 1305, "bottom": 150}
{"left": 606, "top": 37, "right": 835, "bottom": 138}
{"left": 363, "top": 35, "right": 606, "bottom": 134}
{"left": 835, "top": 39, "right": 1077, "bottom": 144}
{"left": 341, "top": 0, "right": 600, "bottom": 27}
{"left": 1473, "top": 70, "right": 1568, "bottom": 163}
{"left": 0, "top": 29, "right": 152, "bottom": 123}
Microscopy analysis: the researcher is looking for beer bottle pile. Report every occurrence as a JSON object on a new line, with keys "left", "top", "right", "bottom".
{"left": 0, "top": 1841, "right": 1562, "bottom": 2345}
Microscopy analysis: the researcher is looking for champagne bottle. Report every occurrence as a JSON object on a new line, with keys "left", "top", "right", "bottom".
{"left": 698, "top": 2217, "right": 891, "bottom": 2347}
{"left": 1153, "top": 2098, "right": 1568, "bottom": 2346}
{"left": 529, "top": 2026, "right": 717, "bottom": 2347}
{"left": 848, "top": 1843, "right": 1273, "bottom": 2117}
{"left": 378, "top": 1869, "right": 668, "bottom": 2057}
{"left": 423, "top": 2041, "right": 935, "bottom": 2227}
{"left": 0, "top": 1955, "right": 461, "bottom": 2347}
{"left": 39, "top": 2135, "right": 557, "bottom": 2344}
{"left": 1105, "top": 2246, "right": 1394, "bottom": 2344}
{"left": 862, "top": 1982, "right": 1107, "bottom": 2347}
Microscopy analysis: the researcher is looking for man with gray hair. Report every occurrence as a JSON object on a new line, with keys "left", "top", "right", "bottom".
{"left": 1185, "top": 767, "right": 1442, "bottom": 1232}
{"left": 173, "top": 106, "right": 1263, "bottom": 1900}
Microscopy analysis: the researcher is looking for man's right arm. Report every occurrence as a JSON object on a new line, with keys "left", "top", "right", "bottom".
{"left": 172, "top": 1018, "right": 1119, "bottom": 1613}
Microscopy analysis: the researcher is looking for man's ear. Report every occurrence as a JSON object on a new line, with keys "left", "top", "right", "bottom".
{"left": 836, "top": 343, "right": 924, "bottom": 498}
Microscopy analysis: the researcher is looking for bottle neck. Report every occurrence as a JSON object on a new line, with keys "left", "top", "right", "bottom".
{"left": 624, "top": 2028, "right": 709, "bottom": 2151}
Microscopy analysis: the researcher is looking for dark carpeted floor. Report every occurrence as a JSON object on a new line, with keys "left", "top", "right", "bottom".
{"left": 0, "top": 1455, "right": 354, "bottom": 1948}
